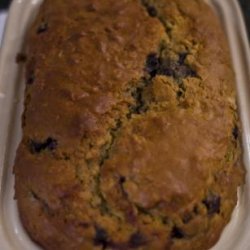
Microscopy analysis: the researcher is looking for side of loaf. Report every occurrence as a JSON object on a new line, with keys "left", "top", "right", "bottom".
{"left": 14, "top": 0, "right": 245, "bottom": 250}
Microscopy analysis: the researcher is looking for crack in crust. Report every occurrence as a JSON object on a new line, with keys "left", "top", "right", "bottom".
{"left": 30, "top": 191, "right": 54, "bottom": 216}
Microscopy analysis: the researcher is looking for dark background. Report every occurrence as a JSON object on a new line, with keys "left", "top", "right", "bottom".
{"left": 0, "top": 0, "right": 249, "bottom": 38}
{"left": 0, "top": 0, "right": 9, "bottom": 10}
{"left": 239, "top": 0, "right": 250, "bottom": 38}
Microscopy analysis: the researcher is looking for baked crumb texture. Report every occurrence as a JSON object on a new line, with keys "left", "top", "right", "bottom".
{"left": 14, "top": 0, "right": 245, "bottom": 249}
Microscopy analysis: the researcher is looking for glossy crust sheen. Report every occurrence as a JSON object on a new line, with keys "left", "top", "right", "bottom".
{"left": 14, "top": 0, "right": 245, "bottom": 249}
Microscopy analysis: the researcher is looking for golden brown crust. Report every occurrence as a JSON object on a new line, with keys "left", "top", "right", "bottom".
{"left": 14, "top": 0, "right": 245, "bottom": 249}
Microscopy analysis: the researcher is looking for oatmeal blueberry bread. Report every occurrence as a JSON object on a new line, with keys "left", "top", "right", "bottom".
{"left": 14, "top": 0, "right": 245, "bottom": 249}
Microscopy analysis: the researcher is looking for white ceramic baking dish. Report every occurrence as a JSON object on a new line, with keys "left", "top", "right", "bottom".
{"left": 0, "top": 0, "right": 250, "bottom": 249}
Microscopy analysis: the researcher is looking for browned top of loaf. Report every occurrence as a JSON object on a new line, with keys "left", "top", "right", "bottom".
{"left": 14, "top": 0, "right": 244, "bottom": 250}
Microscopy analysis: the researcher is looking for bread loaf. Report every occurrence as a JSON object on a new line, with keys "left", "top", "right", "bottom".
{"left": 14, "top": 0, "right": 245, "bottom": 249}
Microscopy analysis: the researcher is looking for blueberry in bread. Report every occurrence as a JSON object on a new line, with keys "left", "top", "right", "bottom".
{"left": 14, "top": 0, "right": 245, "bottom": 249}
